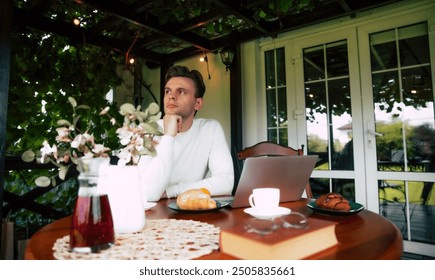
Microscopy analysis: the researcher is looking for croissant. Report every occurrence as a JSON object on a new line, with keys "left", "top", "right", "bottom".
{"left": 315, "top": 192, "right": 351, "bottom": 212}
{"left": 176, "top": 189, "right": 217, "bottom": 210}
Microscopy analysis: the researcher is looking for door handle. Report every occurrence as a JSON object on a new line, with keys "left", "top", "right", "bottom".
{"left": 367, "top": 130, "right": 383, "bottom": 137}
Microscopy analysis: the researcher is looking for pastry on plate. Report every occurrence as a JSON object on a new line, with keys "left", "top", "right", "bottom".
{"left": 176, "top": 188, "right": 217, "bottom": 210}
{"left": 315, "top": 192, "right": 351, "bottom": 212}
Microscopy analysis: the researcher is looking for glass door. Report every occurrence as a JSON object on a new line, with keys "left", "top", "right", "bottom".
{"left": 294, "top": 19, "right": 434, "bottom": 257}
{"left": 360, "top": 21, "right": 435, "bottom": 256}
{"left": 293, "top": 28, "right": 366, "bottom": 202}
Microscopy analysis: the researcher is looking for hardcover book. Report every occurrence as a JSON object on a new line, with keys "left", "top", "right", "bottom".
{"left": 220, "top": 217, "right": 338, "bottom": 259}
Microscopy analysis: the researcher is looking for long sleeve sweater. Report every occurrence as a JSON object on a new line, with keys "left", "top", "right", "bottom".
{"left": 138, "top": 118, "right": 234, "bottom": 202}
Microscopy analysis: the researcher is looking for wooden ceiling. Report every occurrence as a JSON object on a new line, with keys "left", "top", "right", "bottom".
{"left": 12, "top": 0, "right": 404, "bottom": 66}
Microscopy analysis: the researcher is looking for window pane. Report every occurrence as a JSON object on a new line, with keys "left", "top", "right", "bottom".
{"left": 306, "top": 82, "right": 327, "bottom": 125}
{"left": 266, "top": 88, "right": 277, "bottom": 127}
{"left": 326, "top": 41, "right": 349, "bottom": 78}
{"left": 333, "top": 179, "right": 355, "bottom": 201}
{"left": 306, "top": 82, "right": 328, "bottom": 169}
{"left": 329, "top": 78, "right": 353, "bottom": 170}
{"left": 265, "top": 47, "right": 287, "bottom": 145}
{"left": 276, "top": 48, "right": 286, "bottom": 86}
{"left": 402, "top": 66, "right": 432, "bottom": 105}
{"left": 370, "top": 29, "right": 398, "bottom": 71}
{"left": 371, "top": 23, "right": 434, "bottom": 173}
{"left": 399, "top": 23, "right": 430, "bottom": 67}
{"left": 278, "top": 128, "right": 288, "bottom": 146}
{"left": 304, "top": 45, "right": 325, "bottom": 81}
{"left": 379, "top": 180, "right": 435, "bottom": 245}
{"left": 372, "top": 71, "right": 400, "bottom": 115}
{"left": 268, "top": 129, "right": 277, "bottom": 143}
{"left": 305, "top": 41, "right": 351, "bottom": 175}
{"left": 265, "top": 50, "right": 275, "bottom": 88}
{"left": 277, "top": 87, "right": 287, "bottom": 126}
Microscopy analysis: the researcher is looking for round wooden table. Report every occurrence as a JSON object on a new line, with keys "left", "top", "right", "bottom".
{"left": 25, "top": 198, "right": 403, "bottom": 260}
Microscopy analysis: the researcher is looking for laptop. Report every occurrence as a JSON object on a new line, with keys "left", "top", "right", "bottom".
{"left": 217, "top": 155, "right": 318, "bottom": 208}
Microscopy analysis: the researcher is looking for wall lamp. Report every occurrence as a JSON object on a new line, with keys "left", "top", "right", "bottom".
{"left": 219, "top": 46, "right": 235, "bottom": 73}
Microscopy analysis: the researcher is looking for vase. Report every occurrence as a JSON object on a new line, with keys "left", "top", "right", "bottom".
{"left": 98, "top": 164, "right": 146, "bottom": 233}
{"left": 70, "top": 157, "right": 115, "bottom": 253}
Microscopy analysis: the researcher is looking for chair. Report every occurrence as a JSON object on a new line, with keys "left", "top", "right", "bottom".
{"left": 236, "top": 141, "right": 313, "bottom": 198}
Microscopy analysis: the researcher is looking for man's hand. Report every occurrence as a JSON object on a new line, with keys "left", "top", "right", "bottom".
{"left": 163, "top": 114, "right": 182, "bottom": 137}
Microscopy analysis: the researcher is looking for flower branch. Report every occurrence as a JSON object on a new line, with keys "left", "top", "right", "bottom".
{"left": 22, "top": 97, "right": 162, "bottom": 187}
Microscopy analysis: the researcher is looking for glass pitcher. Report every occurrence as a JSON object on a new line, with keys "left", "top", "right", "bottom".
{"left": 69, "top": 158, "right": 115, "bottom": 253}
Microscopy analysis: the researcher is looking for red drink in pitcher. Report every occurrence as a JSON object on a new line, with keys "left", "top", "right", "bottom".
{"left": 70, "top": 194, "right": 115, "bottom": 253}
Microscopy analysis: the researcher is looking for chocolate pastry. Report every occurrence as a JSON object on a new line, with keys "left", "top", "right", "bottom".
{"left": 315, "top": 192, "right": 351, "bottom": 212}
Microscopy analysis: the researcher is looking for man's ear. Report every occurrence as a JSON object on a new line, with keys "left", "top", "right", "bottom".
{"left": 194, "top": 97, "right": 204, "bottom": 111}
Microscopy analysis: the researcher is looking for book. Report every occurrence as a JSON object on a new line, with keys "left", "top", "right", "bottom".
{"left": 220, "top": 217, "right": 338, "bottom": 259}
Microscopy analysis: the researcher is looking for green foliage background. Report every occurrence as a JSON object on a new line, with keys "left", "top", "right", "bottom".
{"left": 5, "top": 25, "right": 126, "bottom": 236}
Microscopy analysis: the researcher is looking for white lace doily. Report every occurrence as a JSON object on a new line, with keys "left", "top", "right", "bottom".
{"left": 53, "top": 219, "right": 220, "bottom": 260}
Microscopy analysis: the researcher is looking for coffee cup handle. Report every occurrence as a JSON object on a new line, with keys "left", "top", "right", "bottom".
{"left": 249, "top": 194, "right": 256, "bottom": 208}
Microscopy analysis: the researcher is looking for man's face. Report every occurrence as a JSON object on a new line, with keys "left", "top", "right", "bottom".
{"left": 164, "top": 77, "right": 203, "bottom": 118}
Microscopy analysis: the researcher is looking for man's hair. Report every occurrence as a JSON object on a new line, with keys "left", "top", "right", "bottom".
{"left": 165, "top": 65, "right": 206, "bottom": 98}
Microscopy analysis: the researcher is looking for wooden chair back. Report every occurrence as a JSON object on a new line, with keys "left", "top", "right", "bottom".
{"left": 236, "top": 141, "right": 313, "bottom": 198}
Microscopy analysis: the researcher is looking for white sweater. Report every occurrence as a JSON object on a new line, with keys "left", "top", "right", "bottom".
{"left": 138, "top": 118, "right": 234, "bottom": 202}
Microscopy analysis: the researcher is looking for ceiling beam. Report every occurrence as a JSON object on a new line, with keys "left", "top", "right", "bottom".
{"left": 75, "top": 0, "right": 213, "bottom": 52}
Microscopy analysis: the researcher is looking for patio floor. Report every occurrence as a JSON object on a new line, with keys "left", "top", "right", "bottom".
{"left": 380, "top": 201, "right": 435, "bottom": 259}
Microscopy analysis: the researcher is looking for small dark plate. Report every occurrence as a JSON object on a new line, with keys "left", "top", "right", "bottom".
{"left": 307, "top": 200, "right": 365, "bottom": 216}
{"left": 168, "top": 201, "right": 230, "bottom": 214}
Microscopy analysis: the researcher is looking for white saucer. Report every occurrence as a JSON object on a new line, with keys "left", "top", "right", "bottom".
{"left": 144, "top": 202, "right": 157, "bottom": 211}
{"left": 244, "top": 207, "right": 291, "bottom": 219}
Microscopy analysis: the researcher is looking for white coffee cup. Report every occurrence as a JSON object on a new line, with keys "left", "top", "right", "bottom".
{"left": 248, "top": 188, "right": 280, "bottom": 213}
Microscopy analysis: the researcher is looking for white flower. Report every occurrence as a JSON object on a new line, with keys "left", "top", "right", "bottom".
{"left": 116, "top": 127, "right": 133, "bottom": 146}
{"left": 55, "top": 127, "right": 72, "bottom": 142}
{"left": 23, "top": 98, "right": 161, "bottom": 188}
{"left": 99, "top": 106, "right": 110, "bottom": 115}
{"left": 70, "top": 134, "right": 82, "bottom": 148}
{"left": 40, "top": 140, "right": 57, "bottom": 163}
{"left": 116, "top": 148, "right": 132, "bottom": 166}
{"left": 92, "top": 144, "right": 107, "bottom": 154}
{"left": 147, "top": 102, "right": 160, "bottom": 115}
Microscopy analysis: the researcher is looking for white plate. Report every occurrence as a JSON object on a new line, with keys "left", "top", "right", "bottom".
{"left": 144, "top": 202, "right": 157, "bottom": 211}
{"left": 244, "top": 207, "right": 291, "bottom": 219}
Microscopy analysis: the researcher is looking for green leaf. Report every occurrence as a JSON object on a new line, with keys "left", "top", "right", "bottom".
{"left": 142, "top": 122, "right": 161, "bottom": 134}
{"left": 21, "top": 150, "right": 36, "bottom": 162}
{"left": 35, "top": 176, "right": 51, "bottom": 187}
{"left": 59, "top": 166, "right": 69, "bottom": 180}
{"left": 259, "top": 10, "right": 267, "bottom": 19}
{"left": 76, "top": 105, "right": 91, "bottom": 110}
{"left": 277, "top": 0, "right": 292, "bottom": 13}
{"left": 68, "top": 97, "right": 77, "bottom": 108}
{"left": 57, "top": 119, "right": 72, "bottom": 127}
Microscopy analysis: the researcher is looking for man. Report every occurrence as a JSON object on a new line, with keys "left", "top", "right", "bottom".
{"left": 139, "top": 65, "right": 234, "bottom": 202}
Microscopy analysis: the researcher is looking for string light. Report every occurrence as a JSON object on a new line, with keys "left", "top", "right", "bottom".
{"left": 129, "top": 57, "right": 135, "bottom": 64}
{"left": 73, "top": 18, "right": 80, "bottom": 26}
